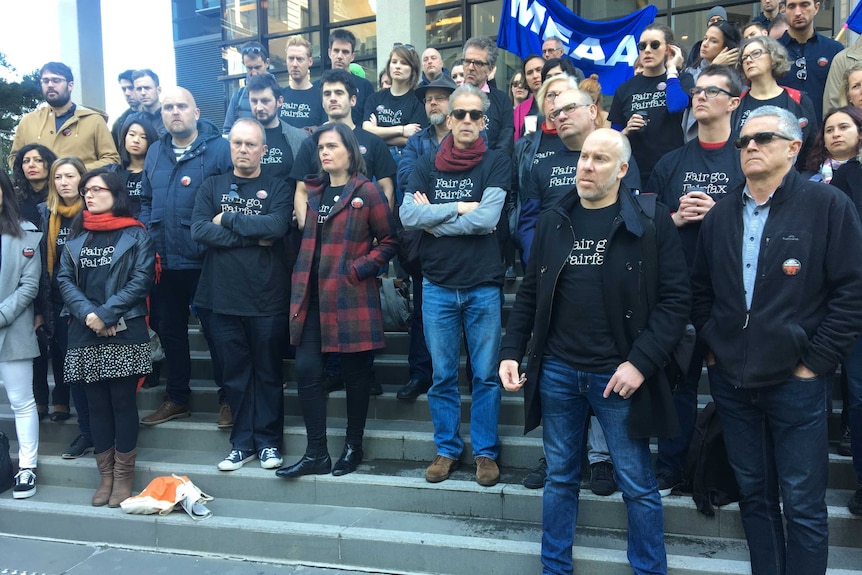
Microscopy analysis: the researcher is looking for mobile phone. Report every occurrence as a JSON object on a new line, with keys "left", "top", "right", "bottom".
{"left": 115, "top": 317, "right": 128, "bottom": 332}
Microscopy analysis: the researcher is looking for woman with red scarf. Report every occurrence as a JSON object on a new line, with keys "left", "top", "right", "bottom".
{"left": 56, "top": 170, "right": 155, "bottom": 508}
{"left": 278, "top": 123, "right": 397, "bottom": 480}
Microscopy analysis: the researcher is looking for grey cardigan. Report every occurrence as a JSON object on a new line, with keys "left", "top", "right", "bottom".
{"left": 0, "top": 221, "right": 42, "bottom": 362}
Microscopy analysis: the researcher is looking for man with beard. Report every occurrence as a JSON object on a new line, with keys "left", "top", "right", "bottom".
{"left": 111, "top": 69, "right": 141, "bottom": 149}
{"left": 10, "top": 62, "right": 119, "bottom": 170}
{"left": 281, "top": 37, "right": 325, "bottom": 130}
{"left": 246, "top": 73, "right": 308, "bottom": 182}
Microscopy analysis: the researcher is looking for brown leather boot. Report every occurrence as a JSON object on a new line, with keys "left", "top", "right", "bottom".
{"left": 109, "top": 448, "right": 137, "bottom": 508}
{"left": 92, "top": 448, "right": 115, "bottom": 507}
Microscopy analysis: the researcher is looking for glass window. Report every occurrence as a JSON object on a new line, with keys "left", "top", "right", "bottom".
{"left": 425, "top": 0, "right": 456, "bottom": 6}
{"left": 427, "top": 7, "right": 463, "bottom": 45}
{"left": 438, "top": 46, "right": 462, "bottom": 71}
{"left": 222, "top": 0, "right": 258, "bottom": 40}
{"left": 267, "top": 33, "right": 323, "bottom": 74}
{"left": 329, "top": 0, "right": 376, "bottom": 23}
{"left": 172, "top": 0, "right": 220, "bottom": 41}
{"left": 267, "top": 0, "right": 319, "bottom": 34}
{"left": 470, "top": 0, "right": 502, "bottom": 39}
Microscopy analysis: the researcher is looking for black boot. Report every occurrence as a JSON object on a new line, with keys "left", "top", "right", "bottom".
{"left": 276, "top": 449, "right": 331, "bottom": 478}
{"left": 332, "top": 444, "right": 363, "bottom": 477}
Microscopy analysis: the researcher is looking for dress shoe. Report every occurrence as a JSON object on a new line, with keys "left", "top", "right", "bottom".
{"left": 332, "top": 444, "right": 363, "bottom": 476}
{"left": 475, "top": 456, "right": 500, "bottom": 487}
{"left": 50, "top": 405, "right": 71, "bottom": 422}
{"left": 276, "top": 452, "right": 332, "bottom": 478}
{"left": 426, "top": 455, "right": 459, "bottom": 483}
{"left": 396, "top": 378, "right": 431, "bottom": 400}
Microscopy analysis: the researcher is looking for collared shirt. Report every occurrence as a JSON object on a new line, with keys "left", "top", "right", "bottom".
{"left": 778, "top": 30, "right": 843, "bottom": 124}
{"left": 742, "top": 185, "right": 773, "bottom": 309}
{"left": 54, "top": 103, "right": 76, "bottom": 132}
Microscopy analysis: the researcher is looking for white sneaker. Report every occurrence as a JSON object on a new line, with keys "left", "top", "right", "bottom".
{"left": 259, "top": 447, "right": 284, "bottom": 469}
{"left": 218, "top": 449, "right": 257, "bottom": 471}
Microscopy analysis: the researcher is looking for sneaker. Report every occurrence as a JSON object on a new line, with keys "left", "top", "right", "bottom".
{"left": 13, "top": 468, "right": 37, "bottom": 499}
{"left": 217, "top": 403, "right": 233, "bottom": 430}
{"left": 476, "top": 456, "right": 500, "bottom": 487}
{"left": 590, "top": 461, "right": 618, "bottom": 496}
{"left": 849, "top": 487, "right": 862, "bottom": 516}
{"left": 259, "top": 447, "right": 284, "bottom": 469}
{"left": 218, "top": 449, "right": 257, "bottom": 471}
{"left": 522, "top": 458, "right": 547, "bottom": 489}
{"left": 656, "top": 470, "right": 683, "bottom": 497}
{"left": 62, "top": 434, "right": 94, "bottom": 459}
{"left": 838, "top": 424, "right": 852, "bottom": 457}
{"left": 140, "top": 400, "right": 191, "bottom": 426}
{"left": 426, "top": 455, "right": 459, "bottom": 483}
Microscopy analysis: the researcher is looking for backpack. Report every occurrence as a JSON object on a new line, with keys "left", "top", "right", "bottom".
{"left": 0, "top": 431, "right": 12, "bottom": 494}
{"left": 684, "top": 401, "right": 741, "bottom": 516}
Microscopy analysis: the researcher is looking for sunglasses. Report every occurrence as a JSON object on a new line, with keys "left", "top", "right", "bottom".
{"left": 241, "top": 45, "right": 264, "bottom": 56}
{"left": 638, "top": 40, "right": 663, "bottom": 51}
{"left": 451, "top": 108, "right": 484, "bottom": 121}
{"left": 689, "top": 86, "right": 734, "bottom": 98}
{"left": 733, "top": 131, "right": 794, "bottom": 149}
{"left": 548, "top": 102, "right": 590, "bottom": 121}
{"left": 393, "top": 43, "right": 416, "bottom": 51}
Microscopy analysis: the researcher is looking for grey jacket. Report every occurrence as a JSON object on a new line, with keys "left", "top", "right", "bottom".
{"left": 0, "top": 221, "right": 42, "bottom": 362}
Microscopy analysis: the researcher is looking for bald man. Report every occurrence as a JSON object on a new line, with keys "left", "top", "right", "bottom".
{"left": 420, "top": 48, "right": 447, "bottom": 85}
{"left": 500, "top": 130, "right": 689, "bottom": 575}
{"left": 140, "top": 86, "right": 233, "bottom": 427}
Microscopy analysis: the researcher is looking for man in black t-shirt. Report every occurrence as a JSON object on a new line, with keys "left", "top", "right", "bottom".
{"left": 191, "top": 118, "right": 293, "bottom": 473}
{"left": 247, "top": 73, "right": 308, "bottom": 183}
{"left": 324, "top": 29, "right": 376, "bottom": 128}
{"left": 646, "top": 65, "right": 745, "bottom": 496}
{"left": 281, "top": 37, "right": 325, "bottom": 130}
{"left": 500, "top": 129, "right": 689, "bottom": 575}
{"left": 401, "top": 84, "right": 510, "bottom": 488}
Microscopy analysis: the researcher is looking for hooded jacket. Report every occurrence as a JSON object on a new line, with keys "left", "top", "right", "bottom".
{"left": 9, "top": 105, "right": 119, "bottom": 170}
{"left": 139, "top": 119, "right": 232, "bottom": 270}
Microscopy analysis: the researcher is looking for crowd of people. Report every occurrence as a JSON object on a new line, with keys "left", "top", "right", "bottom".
{"left": 2, "top": 1, "right": 862, "bottom": 573}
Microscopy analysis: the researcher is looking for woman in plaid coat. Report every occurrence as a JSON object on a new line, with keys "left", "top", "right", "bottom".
{"left": 278, "top": 123, "right": 398, "bottom": 480}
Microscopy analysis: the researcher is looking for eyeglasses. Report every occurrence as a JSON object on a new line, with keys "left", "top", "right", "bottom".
{"left": 733, "top": 131, "right": 794, "bottom": 149}
{"left": 740, "top": 49, "right": 766, "bottom": 63}
{"left": 544, "top": 91, "right": 562, "bottom": 101}
{"left": 80, "top": 185, "right": 110, "bottom": 196}
{"left": 423, "top": 94, "right": 449, "bottom": 103}
{"left": 393, "top": 43, "right": 416, "bottom": 51}
{"left": 542, "top": 47, "right": 563, "bottom": 55}
{"left": 689, "top": 86, "right": 734, "bottom": 98}
{"left": 795, "top": 56, "right": 807, "bottom": 81}
{"left": 548, "top": 102, "right": 590, "bottom": 121}
{"left": 451, "top": 108, "right": 484, "bottom": 121}
{"left": 40, "top": 76, "right": 67, "bottom": 86}
{"left": 638, "top": 40, "right": 663, "bottom": 51}
{"left": 463, "top": 58, "right": 489, "bottom": 68}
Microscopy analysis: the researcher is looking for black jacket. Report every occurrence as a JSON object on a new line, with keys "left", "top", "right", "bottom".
{"left": 692, "top": 169, "right": 862, "bottom": 387}
{"left": 500, "top": 186, "right": 691, "bottom": 438}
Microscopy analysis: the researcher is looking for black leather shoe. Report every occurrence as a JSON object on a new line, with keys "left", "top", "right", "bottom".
{"left": 332, "top": 444, "right": 363, "bottom": 477}
{"left": 276, "top": 452, "right": 332, "bottom": 478}
{"left": 396, "top": 378, "right": 431, "bottom": 400}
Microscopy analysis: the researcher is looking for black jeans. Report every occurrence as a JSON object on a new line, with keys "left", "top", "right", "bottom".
{"left": 295, "top": 300, "right": 373, "bottom": 450}
{"left": 84, "top": 375, "right": 139, "bottom": 453}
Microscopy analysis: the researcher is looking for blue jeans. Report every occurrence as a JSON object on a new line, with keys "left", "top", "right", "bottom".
{"left": 709, "top": 367, "right": 830, "bottom": 575}
{"left": 422, "top": 280, "right": 501, "bottom": 460}
{"left": 207, "top": 312, "right": 287, "bottom": 452}
{"left": 841, "top": 336, "right": 862, "bottom": 485}
{"left": 539, "top": 356, "right": 666, "bottom": 575}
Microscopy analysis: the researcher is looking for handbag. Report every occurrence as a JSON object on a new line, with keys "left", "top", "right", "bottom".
{"left": 379, "top": 277, "right": 412, "bottom": 332}
{"left": 121, "top": 474, "right": 213, "bottom": 520}
{"left": 149, "top": 328, "right": 165, "bottom": 363}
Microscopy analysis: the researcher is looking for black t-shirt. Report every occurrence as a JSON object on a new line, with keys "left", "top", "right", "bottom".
{"left": 310, "top": 183, "right": 344, "bottom": 297}
{"left": 314, "top": 76, "right": 376, "bottom": 128}
{"left": 646, "top": 139, "right": 744, "bottom": 271}
{"left": 290, "top": 126, "right": 397, "bottom": 183}
{"left": 407, "top": 151, "right": 509, "bottom": 289}
{"left": 124, "top": 171, "right": 143, "bottom": 217}
{"left": 49, "top": 212, "right": 75, "bottom": 304}
{"left": 545, "top": 200, "right": 622, "bottom": 373}
{"left": 262, "top": 125, "right": 294, "bottom": 182}
{"left": 609, "top": 73, "right": 685, "bottom": 178}
{"left": 280, "top": 86, "right": 326, "bottom": 129}
{"left": 362, "top": 89, "right": 427, "bottom": 138}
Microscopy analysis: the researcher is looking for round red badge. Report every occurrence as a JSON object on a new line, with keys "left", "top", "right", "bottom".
{"left": 22, "top": 247, "right": 35, "bottom": 258}
{"left": 818, "top": 57, "right": 829, "bottom": 67}
{"left": 657, "top": 82, "right": 667, "bottom": 91}
{"left": 181, "top": 176, "right": 191, "bottom": 187}
{"left": 782, "top": 258, "right": 801, "bottom": 276}
{"left": 351, "top": 197, "right": 364, "bottom": 209}
{"left": 256, "top": 190, "right": 268, "bottom": 199}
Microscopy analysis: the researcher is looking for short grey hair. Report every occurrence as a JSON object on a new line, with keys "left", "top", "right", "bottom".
{"left": 448, "top": 83, "right": 490, "bottom": 113}
{"left": 230, "top": 117, "right": 267, "bottom": 145}
{"left": 463, "top": 36, "right": 498, "bottom": 67}
{"left": 746, "top": 105, "right": 802, "bottom": 142}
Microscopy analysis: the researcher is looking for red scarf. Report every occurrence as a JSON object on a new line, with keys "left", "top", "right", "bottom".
{"left": 83, "top": 211, "right": 146, "bottom": 231}
{"left": 435, "top": 134, "right": 487, "bottom": 172}
{"left": 541, "top": 121, "right": 557, "bottom": 135}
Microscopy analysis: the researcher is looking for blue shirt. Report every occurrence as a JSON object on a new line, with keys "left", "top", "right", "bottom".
{"left": 777, "top": 31, "right": 843, "bottom": 124}
{"left": 742, "top": 185, "right": 773, "bottom": 310}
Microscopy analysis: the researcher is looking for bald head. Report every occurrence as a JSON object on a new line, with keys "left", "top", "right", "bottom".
{"left": 576, "top": 129, "right": 630, "bottom": 208}
{"left": 422, "top": 48, "right": 444, "bottom": 81}
{"left": 161, "top": 86, "right": 200, "bottom": 144}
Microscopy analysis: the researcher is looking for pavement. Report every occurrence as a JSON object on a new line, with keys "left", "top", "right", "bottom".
{"left": 0, "top": 536, "right": 401, "bottom": 575}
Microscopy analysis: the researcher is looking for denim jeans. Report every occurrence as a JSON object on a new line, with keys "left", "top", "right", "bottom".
{"left": 422, "top": 280, "right": 501, "bottom": 460}
{"left": 207, "top": 312, "right": 287, "bottom": 452}
{"left": 408, "top": 273, "right": 432, "bottom": 383}
{"left": 656, "top": 341, "right": 706, "bottom": 477}
{"left": 709, "top": 366, "right": 830, "bottom": 575}
{"left": 840, "top": 336, "right": 862, "bottom": 485}
{"left": 539, "top": 356, "right": 666, "bottom": 575}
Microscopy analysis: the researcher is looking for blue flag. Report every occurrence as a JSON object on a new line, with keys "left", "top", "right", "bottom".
{"left": 497, "top": 0, "right": 658, "bottom": 95}
{"left": 846, "top": 0, "right": 862, "bottom": 34}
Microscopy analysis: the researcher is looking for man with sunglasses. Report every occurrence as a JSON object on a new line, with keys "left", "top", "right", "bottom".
{"left": 692, "top": 106, "right": 862, "bottom": 575}
{"left": 401, "top": 84, "right": 510, "bottom": 488}
{"left": 645, "top": 65, "right": 745, "bottom": 496}
{"left": 191, "top": 118, "right": 293, "bottom": 473}
{"left": 776, "top": 0, "right": 842, "bottom": 124}
{"left": 223, "top": 41, "right": 271, "bottom": 135}
{"left": 500, "top": 128, "right": 689, "bottom": 575}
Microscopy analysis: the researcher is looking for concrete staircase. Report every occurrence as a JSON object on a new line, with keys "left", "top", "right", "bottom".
{"left": 1, "top": 291, "right": 861, "bottom": 574}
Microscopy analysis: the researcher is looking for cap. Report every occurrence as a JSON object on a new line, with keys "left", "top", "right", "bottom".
{"left": 706, "top": 7, "right": 727, "bottom": 22}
